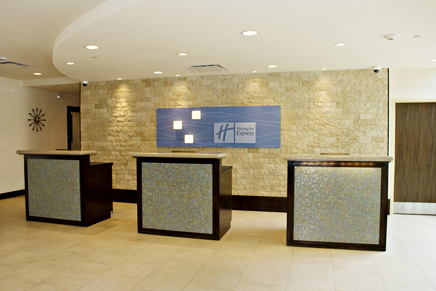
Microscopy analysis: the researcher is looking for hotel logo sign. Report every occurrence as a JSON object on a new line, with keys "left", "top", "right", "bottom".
{"left": 214, "top": 122, "right": 256, "bottom": 144}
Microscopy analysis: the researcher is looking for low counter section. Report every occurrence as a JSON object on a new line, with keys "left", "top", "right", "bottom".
{"left": 130, "top": 152, "right": 232, "bottom": 240}
{"left": 17, "top": 150, "right": 113, "bottom": 226}
{"left": 286, "top": 155, "right": 393, "bottom": 251}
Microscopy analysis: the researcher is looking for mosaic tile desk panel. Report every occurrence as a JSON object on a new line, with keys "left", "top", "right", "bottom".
{"left": 294, "top": 166, "right": 381, "bottom": 244}
{"left": 141, "top": 162, "right": 213, "bottom": 234}
{"left": 27, "top": 159, "right": 81, "bottom": 221}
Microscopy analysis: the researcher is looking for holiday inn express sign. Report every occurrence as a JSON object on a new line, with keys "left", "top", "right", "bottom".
{"left": 157, "top": 106, "right": 280, "bottom": 148}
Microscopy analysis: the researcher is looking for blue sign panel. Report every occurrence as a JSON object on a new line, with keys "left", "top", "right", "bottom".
{"left": 157, "top": 106, "right": 280, "bottom": 148}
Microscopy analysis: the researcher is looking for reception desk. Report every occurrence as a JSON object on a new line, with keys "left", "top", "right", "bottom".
{"left": 130, "top": 152, "right": 232, "bottom": 240}
{"left": 286, "top": 155, "right": 392, "bottom": 251}
{"left": 17, "top": 150, "right": 113, "bottom": 226}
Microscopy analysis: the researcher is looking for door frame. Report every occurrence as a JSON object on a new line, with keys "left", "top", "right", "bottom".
{"left": 67, "top": 106, "right": 80, "bottom": 150}
{"left": 389, "top": 98, "right": 436, "bottom": 214}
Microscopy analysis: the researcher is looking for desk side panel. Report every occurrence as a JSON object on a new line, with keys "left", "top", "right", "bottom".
{"left": 27, "top": 159, "right": 81, "bottom": 221}
{"left": 141, "top": 162, "right": 213, "bottom": 234}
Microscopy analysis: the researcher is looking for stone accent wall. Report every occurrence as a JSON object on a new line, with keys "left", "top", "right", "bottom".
{"left": 81, "top": 69, "right": 388, "bottom": 197}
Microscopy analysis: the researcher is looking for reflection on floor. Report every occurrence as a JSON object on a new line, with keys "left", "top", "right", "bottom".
{"left": 0, "top": 196, "right": 436, "bottom": 290}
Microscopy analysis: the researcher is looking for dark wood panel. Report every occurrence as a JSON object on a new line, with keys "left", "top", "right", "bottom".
{"left": 232, "top": 195, "right": 287, "bottom": 212}
{"left": 395, "top": 103, "right": 436, "bottom": 203}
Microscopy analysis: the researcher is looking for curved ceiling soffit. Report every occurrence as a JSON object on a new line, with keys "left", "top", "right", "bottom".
{"left": 52, "top": 0, "right": 140, "bottom": 79}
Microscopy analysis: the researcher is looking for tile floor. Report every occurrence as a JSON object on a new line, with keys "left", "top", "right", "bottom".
{"left": 0, "top": 196, "right": 436, "bottom": 291}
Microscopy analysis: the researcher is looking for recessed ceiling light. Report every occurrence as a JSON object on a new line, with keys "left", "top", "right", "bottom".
{"left": 267, "top": 65, "right": 278, "bottom": 68}
{"left": 177, "top": 52, "right": 187, "bottom": 56}
{"left": 176, "top": 74, "right": 181, "bottom": 77}
{"left": 321, "top": 68, "right": 327, "bottom": 70}
{"left": 241, "top": 30, "right": 258, "bottom": 36}
{"left": 117, "top": 78, "right": 122, "bottom": 80}
{"left": 153, "top": 71, "right": 163, "bottom": 74}
{"left": 252, "top": 70, "right": 257, "bottom": 73}
{"left": 33, "top": 72, "right": 42, "bottom": 76}
{"left": 66, "top": 62, "right": 74, "bottom": 65}
{"left": 334, "top": 43, "right": 345, "bottom": 47}
{"left": 430, "top": 59, "right": 436, "bottom": 62}
{"left": 85, "top": 45, "right": 99, "bottom": 50}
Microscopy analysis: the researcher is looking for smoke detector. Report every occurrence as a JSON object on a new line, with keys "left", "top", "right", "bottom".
{"left": 384, "top": 34, "right": 399, "bottom": 41}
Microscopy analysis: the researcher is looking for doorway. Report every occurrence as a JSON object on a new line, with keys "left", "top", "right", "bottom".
{"left": 394, "top": 102, "right": 436, "bottom": 214}
{"left": 67, "top": 106, "right": 81, "bottom": 150}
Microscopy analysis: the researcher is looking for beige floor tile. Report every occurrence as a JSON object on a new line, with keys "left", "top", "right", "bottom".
{"left": 58, "top": 261, "right": 112, "bottom": 281}
{"left": 107, "top": 259, "right": 160, "bottom": 279}
{"left": 203, "top": 254, "right": 251, "bottom": 273}
{"left": 0, "top": 264, "right": 17, "bottom": 276}
{"left": 241, "top": 265, "right": 289, "bottom": 286}
{"left": 332, "top": 258, "right": 379, "bottom": 276}
{"left": 0, "top": 272, "right": 38, "bottom": 291}
{"left": 190, "top": 269, "right": 243, "bottom": 290}
{"left": 378, "top": 268, "right": 434, "bottom": 289}
{"left": 334, "top": 273, "right": 386, "bottom": 291}
{"left": 286, "top": 278, "right": 335, "bottom": 291}
{"left": 25, "top": 275, "right": 90, "bottom": 291}
{"left": 250, "top": 252, "right": 292, "bottom": 269}
{"left": 214, "top": 244, "right": 256, "bottom": 259}
{"left": 107, "top": 240, "right": 149, "bottom": 253}
{"left": 79, "top": 273, "right": 143, "bottom": 291}
{"left": 86, "top": 248, "right": 134, "bottom": 265}
{"left": 0, "top": 250, "right": 45, "bottom": 268}
{"left": 289, "top": 263, "right": 334, "bottom": 281}
{"left": 384, "top": 287, "right": 436, "bottom": 291}
{"left": 183, "top": 285, "right": 226, "bottom": 291}
{"left": 131, "top": 247, "right": 177, "bottom": 264}
{"left": 135, "top": 271, "right": 193, "bottom": 290}
{"left": 172, "top": 246, "right": 217, "bottom": 263}
{"left": 236, "top": 281, "right": 286, "bottom": 291}
{"left": 155, "top": 258, "right": 205, "bottom": 276}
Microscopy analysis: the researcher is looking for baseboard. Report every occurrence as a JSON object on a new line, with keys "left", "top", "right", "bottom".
{"left": 112, "top": 189, "right": 137, "bottom": 203}
{"left": 112, "top": 189, "right": 286, "bottom": 212}
{"left": 232, "top": 195, "right": 287, "bottom": 212}
{"left": 0, "top": 189, "right": 25, "bottom": 200}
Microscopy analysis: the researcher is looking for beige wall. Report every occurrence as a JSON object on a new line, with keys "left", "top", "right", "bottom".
{"left": 81, "top": 69, "right": 388, "bottom": 197}
{"left": 0, "top": 77, "right": 80, "bottom": 194}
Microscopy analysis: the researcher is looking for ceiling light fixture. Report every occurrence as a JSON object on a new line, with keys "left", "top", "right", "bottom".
{"left": 177, "top": 52, "right": 187, "bottom": 56}
{"left": 176, "top": 74, "right": 181, "bottom": 77}
{"left": 33, "top": 72, "right": 42, "bottom": 76}
{"left": 117, "top": 78, "right": 122, "bottom": 80}
{"left": 334, "top": 43, "right": 345, "bottom": 47}
{"left": 267, "top": 65, "right": 278, "bottom": 68}
{"left": 85, "top": 45, "right": 99, "bottom": 50}
{"left": 153, "top": 71, "right": 163, "bottom": 74}
{"left": 430, "top": 59, "right": 436, "bottom": 62}
{"left": 321, "top": 68, "right": 327, "bottom": 70}
{"left": 252, "top": 70, "right": 257, "bottom": 73}
{"left": 66, "top": 62, "right": 74, "bottom": 65}
{"left": 241, "top": 30, "right": 258, "bottom": 36}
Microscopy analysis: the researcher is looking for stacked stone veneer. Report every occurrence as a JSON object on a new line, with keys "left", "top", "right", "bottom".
{"left": 81, "top": 69, "right": 388, "bottom": 197}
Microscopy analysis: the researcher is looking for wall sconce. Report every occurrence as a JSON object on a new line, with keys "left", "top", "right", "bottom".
{"left": 184, "top": 134, "right": 194, "bottom": 144}
{"left": 173, "top": 121, "right": 183, "bottom": 130}
{"left": 192, "top": 110, "right": 201, "bottom": 120}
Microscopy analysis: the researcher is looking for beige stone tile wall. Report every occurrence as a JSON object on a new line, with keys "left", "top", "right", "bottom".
{"left": 81, "top": 69, "right": 388, "bottom": 197}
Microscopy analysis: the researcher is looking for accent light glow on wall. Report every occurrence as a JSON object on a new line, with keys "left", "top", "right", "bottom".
{"left": 192, "top": 110, "right": 201, "bottom": 120}
{"left": 184, "top": 135, "right": 194, "bottom": 144}
{"left": 173, "top": 121, "right": 183, "bottom": 130}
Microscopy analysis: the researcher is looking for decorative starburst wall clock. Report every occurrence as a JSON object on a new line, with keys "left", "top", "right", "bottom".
{"left": 28, "top": 108, "right": 46, "bottom": 132}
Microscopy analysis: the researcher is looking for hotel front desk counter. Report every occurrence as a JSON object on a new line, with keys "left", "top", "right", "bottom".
{"left": 130, "top": 152, "right": 232, "bottom": 240}
{"left": 286, "top": 155, "right": 393, "bottom": 251}
{"left": 17, "top": 150, "right": 113, "bottom": 227}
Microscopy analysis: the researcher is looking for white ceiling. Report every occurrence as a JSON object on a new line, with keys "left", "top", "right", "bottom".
{"left": 1, "top": 0, "right": 436, "bottom": 95}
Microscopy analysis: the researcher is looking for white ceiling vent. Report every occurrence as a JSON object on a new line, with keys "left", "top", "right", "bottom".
{"left": 186, "top": 64, "right": 229, "bottom": 73}
{"left": 0, "top": 61, "right": 29, "bottom": 70}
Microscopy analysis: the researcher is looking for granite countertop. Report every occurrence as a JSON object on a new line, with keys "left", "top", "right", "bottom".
{"left": 285, "top": 155, "right": 393, "bottom": 162}
{"left": 129, "top": 152, "right": 227, "bottom": 159}
{"left": 16, "top": 150, "right": 97, "bottom": 156}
